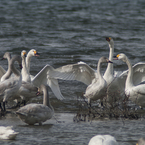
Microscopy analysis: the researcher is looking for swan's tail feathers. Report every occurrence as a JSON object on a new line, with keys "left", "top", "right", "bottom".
{"left": 47, "top": 78, "right": 64, "bottom": 100}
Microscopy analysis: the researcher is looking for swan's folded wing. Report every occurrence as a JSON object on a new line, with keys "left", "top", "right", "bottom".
{"left": 32, "top": 65, "right": 64, "bottom": 100}
{"left": 55, "top": 62, "right": 97, "bottom": 86}
{"left": 0, "top": 66, "right": 6, "bottom": 80}
{"left": 0, "top": 77, "right": 20, "bottom": 99}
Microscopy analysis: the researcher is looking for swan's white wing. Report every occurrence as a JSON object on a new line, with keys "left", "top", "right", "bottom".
{"left": 30, "top": 75, "right": 34, "bottom": 81}
{"left": 0, "top": 66, "right": 6, "bottom": 80}
{"left": 32, "top": 65, "right": 64, "bottom": 100}
{"left": 113, "top": 62, "right": 145, "bottom": 94}
{"left": 0, "top": 77, "right": 20, "bottom": 102}
{"left": 131, "top": 62, "right": 145, "bottom": 85}
{"left": 55, "top": 62, "right": 97, "bottom": 86}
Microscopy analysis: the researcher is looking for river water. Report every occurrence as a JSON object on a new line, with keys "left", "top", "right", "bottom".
{"left": 0, "top": 0, "right": 145, "bottom": 144}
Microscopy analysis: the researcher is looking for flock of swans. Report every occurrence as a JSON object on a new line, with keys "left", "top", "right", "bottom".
{"left": 0, "top": 37, "right": 145, "bottom": 144}
{"left": 0, "top": 37, "right": 145, "bottom": 125}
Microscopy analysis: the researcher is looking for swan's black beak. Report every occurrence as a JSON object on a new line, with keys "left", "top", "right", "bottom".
{"left": 106, "top": 37, "right": 111, "bottom": 42}
{"left": 108, "top": 60, "right": 113, "bottom": 63}
{"left": 35, "top": 52, "right": 40, "bottom": 56}
{"left": 1, "top": 57, "right": 4, "bottom": 60}
{"left": 113, "top": 56, "right": 118, "bottom": 60}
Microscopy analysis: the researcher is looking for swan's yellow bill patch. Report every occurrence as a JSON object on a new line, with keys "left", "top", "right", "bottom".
{"left": 34, "top": 50, "right": 37, "bottom": 54}
{"left": 136, "top": 143, "right": 138, "bottom": 145}
{"left": 108, "top": 37, "right": 111, "bottom": 40}
{"left": 117, "top": 54, "right": 120, "bottom": 58}
{"left": 23, "top": 52, "right": 26, "bottom": 55}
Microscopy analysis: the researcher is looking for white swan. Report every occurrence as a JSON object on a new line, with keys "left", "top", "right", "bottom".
{"left": 22, "top": 49, "right": 39, "bottom": 82}
{"left": 88, "top": 135, "right": 118, "bottom": 145}
{"left": 84, "top": 57, "right": 112, "bottom": 103}
{"left": 0, "top": 126, "right": 19, "bottom": 140}
{"left": 136, "top": 137, "right": 145, "bottom": 145}
{"left": 18, "top": 50, "right": 38, "bottom": 104}
{"left": 0, "top": 52, "right": 12, "bottom": 82}
{"left": 114, "top": 53, "right": 145, "bottom": 107}
{"left": 21, "top": 49, "right": 64, "bottom": 100}
{"left": 16, "top": 84, "right": 54, "bottom": 125}
{"left": 103, "top": 37, "right": 114, "bottom": 84}
{"left": 0, "top": 55, "right": 22, "bottom": 111}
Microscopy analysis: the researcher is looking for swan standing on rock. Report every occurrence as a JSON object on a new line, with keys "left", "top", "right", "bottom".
{"left": 0, "top": 55, "right": 22, "bottom": 111}
{"left": 0, "top": 126, "right": 18, "bottom": 140}
{"left": 114, "top": 53, "right": 145, "bottom": 107}
{"left": 88, "top": 134, "right": 118, "bottom": 145}
{"left": 16, "top": 84, "right": 54, "bottom": 125}
{"left": 0, "top": 52, "right": 12, "bottom": 82}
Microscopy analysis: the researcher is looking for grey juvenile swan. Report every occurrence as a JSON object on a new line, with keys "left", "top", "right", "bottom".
{"left": 0, "top": 55, "right": 22, "bottom": 111}
{"left": 16, "top": 84, "right": 54, "bottom": 125}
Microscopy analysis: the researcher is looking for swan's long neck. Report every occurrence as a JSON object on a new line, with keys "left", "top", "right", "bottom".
{"left": 104, "top": 43, "right": 114, "bottom": 77}
{"left": 21, "top": 56, "right": 31, "bottom": 82}
{"left": 26, "top": 53, "right": 32, "bottom": 73}
{"left": 125, "top": 57, "right": 134, "bottom": 89}
{"left": 10, "top": 56, "right": 21, "bottom": 78}
{"left": 1, "top": 56, "right": 12, "bottom": 81}
{"left": 97, "top": 60, "right": 104, "bottom": 83}
{"left": 43, "top": 85, "right": 53, "bottom": 110}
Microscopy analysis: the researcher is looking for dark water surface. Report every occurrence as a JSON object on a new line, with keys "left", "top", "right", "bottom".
{"left": 0, "top": 0, "right": 145, "bottom": 144}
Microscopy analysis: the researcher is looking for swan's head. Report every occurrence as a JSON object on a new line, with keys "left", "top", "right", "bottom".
{"left": 99, "top": 56, "right": 113, "bottom": 64}
{"left": 28, "top": 49, "right": 40, "bottom": 57}
{"left": 106, "top": 37, "right": 114, "bottom": 48}
{"left": 114, "top": 53, "right": 127, "bottom": 62}
{"left": 136, "top": 137, "right": 145, "bottom": 145}
{"left": 21, "top": 50, "right": 27, "bottom": 58}
{"left": 2, "top": 52, "right": 11, "bottom": 60}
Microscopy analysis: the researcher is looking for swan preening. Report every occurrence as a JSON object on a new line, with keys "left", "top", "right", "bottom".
{"left": 16, "top": 84, "right": 54, "bottom": 125}
{"left": 0, "top": 126, "right": 18, "bottom": 140}
{"left": 88, "top": 135, "right": 118, "bottom": 145}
